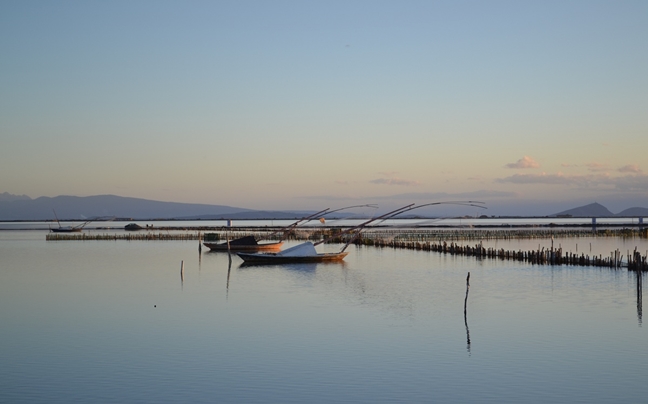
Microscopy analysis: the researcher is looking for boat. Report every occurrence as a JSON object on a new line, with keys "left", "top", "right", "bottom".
{"left": 49, "top": 209, "right": 90, "bottom": 233}
{"left": 50, "top": 226, "right": 84, "bottom": 233}
{"left": 237, "top": 201, "right": 487, "bottom": 264}
{"left": 124, "top": 223, "right": 144, "bottom": 231}
{"left": 203, "top": 235, "right": 284, "bottom": 252}
{"left": 203, "top": 208, "right": 330, "bottom": 252}
{"left": 237, "top": 241, "right": 348, "bottom": 263}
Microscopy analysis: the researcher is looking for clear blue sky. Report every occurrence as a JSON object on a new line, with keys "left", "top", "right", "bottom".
{"left": 1, "top": 0, "right": 646, "bottom": 215}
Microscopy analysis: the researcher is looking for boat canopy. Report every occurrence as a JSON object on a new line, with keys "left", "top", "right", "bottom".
{"left": 276, "top": 242, "right": 318, "bottom": 257}
{"left": 229, "top": 235, "right": 259, "bottom": 246}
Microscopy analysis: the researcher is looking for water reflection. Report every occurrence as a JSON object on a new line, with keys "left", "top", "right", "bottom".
{"left": 637, "top": 272, "right": 643, "bottom": 326}
{"left": 5, "top": 237, "right": 648, "bottom": 403}
{"left": 198, "top": 240, "right": 202, "bottom": 269}
{"left": 237, "top": 261, "right": 346, "bottom": 272}
{"left": 226, "top": 252, "right": 232, "bottom": 299}
{"left": 464, "top": 272, "right": 471, "bottom": 355}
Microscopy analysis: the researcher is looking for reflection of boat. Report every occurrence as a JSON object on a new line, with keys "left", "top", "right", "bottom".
{"left": 204, "top": 235, "right": 284, "bottom": 252}
{"left": 238, "top": 242, "right": 348, "bottom": 263}
{"left": 239, "top": 262, "right": 322, "bottom": 271}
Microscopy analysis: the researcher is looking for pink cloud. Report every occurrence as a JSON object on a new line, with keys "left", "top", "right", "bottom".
{"left": 505, "top": 156, "right": 540, "bottom": 169}
{"left": 618, "top": 164, "right": 642, "bottom": 174}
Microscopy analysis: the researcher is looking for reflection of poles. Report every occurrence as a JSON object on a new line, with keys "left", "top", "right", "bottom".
{"left": 637, "top": 272, "right": 643, "bottom": 325}
{"left": 464, "top": 272, "right": 471, "bottom": 352}
{"left": 198, "top": 236, "right": 202, "bottom": 269}
{"left": 226, "top": 250, "right": 232, "bottom": 300}
{"left": 180, "top": 260, "right": 184, "bottom": 291}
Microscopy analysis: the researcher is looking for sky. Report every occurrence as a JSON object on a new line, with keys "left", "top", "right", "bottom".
{"left": 1, "top": 0, "right": 647, "bottom": 216}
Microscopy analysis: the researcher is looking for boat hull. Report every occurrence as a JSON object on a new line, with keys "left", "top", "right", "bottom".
{"left": 50, "top": 228, "right": 83, "bottom": 233}
{"left": 237, "top": 251, "right": 349, "bottom": 264}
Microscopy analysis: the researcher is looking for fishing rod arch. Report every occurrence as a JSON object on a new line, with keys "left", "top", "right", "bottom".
{"left": 262, "top": 204, "right": 378, "bottom": 241}
{"left": 309, "top": 201, "right": 487, "bottom": 250}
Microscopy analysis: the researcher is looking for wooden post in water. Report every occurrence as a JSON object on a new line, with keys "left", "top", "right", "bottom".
{"left": 180, "top": 260, "right": 184, "bottom": 282}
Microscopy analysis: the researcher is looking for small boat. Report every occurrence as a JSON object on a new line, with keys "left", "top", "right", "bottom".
{"left": 50, "top": 225, "right": 84, "bottom": 233}
{"left": 237, "top": 241, "right": 348, "bottom": 263}
{"left": 124, "top": 223, "right": 144, "bottom": 231}
{"left": 49, "top": 209, "right": 89, "bottom": 233}
{"left": 203, "top": 209, "right": 330, "bottom": 252}
{"left": 204, "top": 235, "right": 284, "bottom": 252}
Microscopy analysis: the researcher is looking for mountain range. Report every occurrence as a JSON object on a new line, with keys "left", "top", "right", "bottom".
{"left": 0, "top": 193, "right": 306, "bottom": 221}
{"left": 551, "top": 202, "right": 648, "bottom": 218}
{"left": 0, "top": 193, "right": 647, "bottom": 220}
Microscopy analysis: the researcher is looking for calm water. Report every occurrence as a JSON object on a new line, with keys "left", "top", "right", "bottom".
{"left": 1, "top": 231, "right": 646, "bottom": 403}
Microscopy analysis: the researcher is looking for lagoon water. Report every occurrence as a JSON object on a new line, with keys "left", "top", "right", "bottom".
{"left": 1, "top": 230, "right": 646, "bottom": 403}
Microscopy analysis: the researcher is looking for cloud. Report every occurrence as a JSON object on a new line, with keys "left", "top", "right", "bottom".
{"left": 505, "top": 156, "right": 540, "bottom": 169}
{"left": 604, "top": 174, "right": 648, "bottom": 192}
{"left": 296, "top": 194, "right": 360, "bottom": 201}
{"left": 586, "top": 162, "right": 608, "bottom": 172}
{"left": 496, "top": 172, "right": 585, "bottom": 186}
{"left": 618, "top": 164, "right": 642, "bottom": 174}
{"left": 496, "top": 172, "right": 648, "bottom": 192}
{"left": 370, "top": 177, "right": 421, "bottom": 186}
{"left": 379, "top": 190, "right": 518, "bottom": 200}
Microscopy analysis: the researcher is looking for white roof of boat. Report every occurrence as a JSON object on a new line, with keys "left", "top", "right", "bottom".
{"left": 277, "top": 242, "right": 318, "bottom": 257}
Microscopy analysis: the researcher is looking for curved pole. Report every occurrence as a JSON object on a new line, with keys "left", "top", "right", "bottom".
{"left": 267, "top": 204, "right": 379, "bottom": 241}
{"left": 278, "top": 208, "right": 331, "bottom": 239}
{"left": 315, "top": 204, "right": 416, "bottom": 247}
{"left": 327, "top": 201, "right": 487, "bottom": 251}
{"left": 263, "top": 208, "right": 330, "bottom": 241}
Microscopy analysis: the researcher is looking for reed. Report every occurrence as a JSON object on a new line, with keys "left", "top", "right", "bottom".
{"left": 351, "top": 238, "right": 647, "bottom": 271}
{"left": 45, "top": 227, "right": 648, "bottom": 271}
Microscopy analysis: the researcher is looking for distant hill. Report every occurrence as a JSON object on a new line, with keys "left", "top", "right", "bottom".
{"left": 617, "top": 207, "right": 648, "bottom": 217}
{"left": 3, "top": 193, "right": 647, "bottom": 220}
{"left": 552, "top": 202, "right": 648, "bottom": 217}
{"left": 0, "top": 192, "right": 30, "bottom": 202}
{"left": 0, "top": 193, "right": 367, "bottom": 221}
{"left": 0, "top": 194, "right": 283, "bottom": 220}
{"left": 553, "top": 202, "right": 614, "bottom": 217}
{"left": 178, "top": 211, "right": 319, "bottom": 220}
